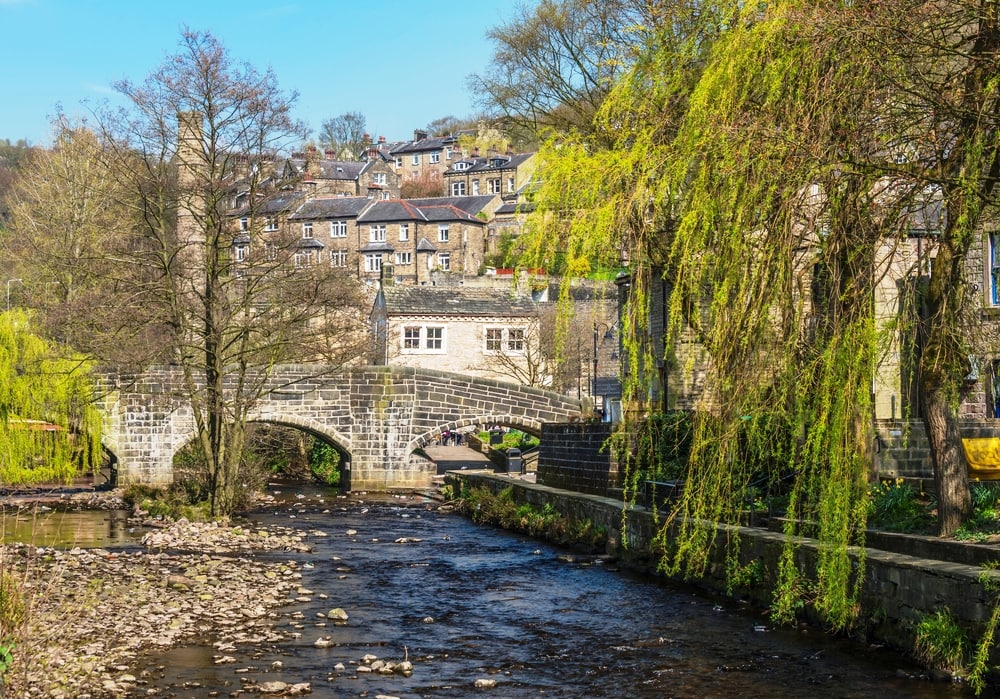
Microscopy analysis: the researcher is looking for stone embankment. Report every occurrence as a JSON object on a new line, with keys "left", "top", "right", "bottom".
{"left": 0, "top": 500, "right": 318, "bottom": 698}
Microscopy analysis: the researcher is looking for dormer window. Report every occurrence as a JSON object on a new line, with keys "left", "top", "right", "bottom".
{"left": 491, "top": 157, "right": 506, "bottom": 168}
{"left": 454, "top": 161, "right": 471, "bottom": 171}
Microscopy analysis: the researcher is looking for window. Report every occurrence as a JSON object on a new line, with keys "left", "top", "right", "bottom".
{"left": 426, "top": 326, "right": 443, "bottom": 350}
{"left": 233, "top": 245, "right": 247, "bottom": 262}
{"left": 451, "top": 181, "right": 466, "bottom": 196}
{"left": 404, "top": 327, "right": 420, "bottom": 349}
{"left": 488, "top": 178, "right": 502, "bottom": 194}
{"left": 302, "top": 221, "right": 313, "bottom": 238}
{"left": 330, "top": 220, "right": 347, "bottom": 238}
{"left": 372, "top": 172, "right": 387, "bottom": 185}
{"left": 240, "top": 217, "right": 249, "bottom": 231}
{"left": 430, "top": 152, "right": 440, "bottom": 164}
{"left": 294, "top": 250, "right": 314, "bottom": 267}
{"left": 264, "top": 243, "right": 278, "bottom": 261}
{"left": 991, "top": 232, "right": 1000, "bottom": 306}
{"left": 411, "top": 154, "right": 420, "bottom": 166}
{"left": 395, "top": 157, "right": 403, "bottom": 168}
{"left": 484, "top": 327, "right": 526, "bottom": 354}
{"left": 265, "top": 217, "right": 278, "bottom": 231}
{"left": 438, "top": 225, "right": 450, "bottom": 242}
{"left": 445, "top": 147, "right": 453, "bottom": 160}
{"left": 438, "top": 252, "right": 451, "bottom": 271}
{"left": 399, "top": 223, "right": 409, "bottom": 241}
{"left": 486, "top": 328, "right": 503, "bottom": 352}
{"left": 402, "top": 326, "right": 445, "bottom": 351}
{"left": 364, "top": 253, "right": 382, "bottom": 273}
{"left": 395, "top": 251, "right": 412, "bottom": 265}
{"left": 329, "top": 250, "right": 348, "bottom": 267}
{"left": 508, "top": 328, "right": 525, "bottom": 352}
{"left": 472, "top": 180, "right": 480, "bottom": 195}
{"left": 370, "top": 224, "right": 387, "bottom": 242}
{"left": 507, "top": 176, "right": 516, "bottom": 192}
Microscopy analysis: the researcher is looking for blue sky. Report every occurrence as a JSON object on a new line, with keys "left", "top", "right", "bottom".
{"left": 0, "top": 0, "right": 527, "bottom": 146}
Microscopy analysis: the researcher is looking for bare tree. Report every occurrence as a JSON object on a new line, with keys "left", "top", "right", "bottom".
{"left": 318, "top": 111, "right": 367, "bottom": 160}
{"left": 81, "top": 29, "right": 367, "bottom": 515}
{"left": 470, "top": 0, "right": 665, "bottom": 138}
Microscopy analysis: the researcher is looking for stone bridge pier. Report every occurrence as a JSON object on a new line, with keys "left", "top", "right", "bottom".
{"left": 98, "top": 365, "right": 583, "bottom": 491}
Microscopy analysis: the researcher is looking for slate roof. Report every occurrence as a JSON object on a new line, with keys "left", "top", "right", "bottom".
{"left": 289, "top": 196, "right": 373, "bottom": 220}
{"left": 257, "top": 191, "right": 308, "bottom": 215}
{"left": 390, "top": 134, "right": 460, "bottom": 155}
{"left": 357, "top": 196, "right": 495, "bottom": 224}
{"left": 380, "top": 285, "right": 539, "bottom": 318}
{"left": 495, "top": 201, "right": 536, "bottom": 215}
{"left": 445, "top": 152, "right": 534, "bottom": 175}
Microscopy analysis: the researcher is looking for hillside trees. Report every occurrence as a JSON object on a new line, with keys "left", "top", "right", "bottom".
{"left": 519, "top": 0, "right": 1000, "bottom": 631}
{"left": 6, "top": 30, "right": 366, "bottom": 515}
{"left": 317, "top": 111, "right": 367, "bottom": 160}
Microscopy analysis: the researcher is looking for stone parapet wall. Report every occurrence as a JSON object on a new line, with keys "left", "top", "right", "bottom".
{"left": 447, "top": 471, "right": 1000, "bottom": 669}
{"left": 537, "top": 422, "right": 619, "bottom": 496}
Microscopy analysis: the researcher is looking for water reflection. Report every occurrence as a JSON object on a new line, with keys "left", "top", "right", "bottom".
{"left": 0, "top": 508, "right": 140, "bottom": 548}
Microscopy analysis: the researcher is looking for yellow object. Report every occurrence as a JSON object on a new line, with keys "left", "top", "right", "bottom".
{"left": 962, "top": 438, "right": 1000, "bottom": 480}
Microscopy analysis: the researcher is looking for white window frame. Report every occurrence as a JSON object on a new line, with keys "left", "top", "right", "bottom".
{"left": 264, "top": 216, "right": 278, "bottom": 232}
{"left": 370, "top": 224, "right": 387, "bottom": 243}
{"left": 425, "top": 326, "right": 444, "bottom": 350}
{"left": 329, "top": 250, "right": 348, "bottom": 267}
{"left": 399, "top": 223, "right": 410, "bottom": 242}
{"left": 507, "top": 176, "right": 516, "bottom": 192}
{"left": 403, "top": 326, "right": 421, "bottom": 349}
{"left": 507, "top": 327, "right": 525, "bottom": 352}
{"left": 240, "top": 217, "right": 249, "bottom": 231}
{"left": 451, "top": 181, "right": 466, "bottom": 196}
{"left": 330, "top": 220, "right": 347, "bottom": 238}
{"left": 395, "top": 251, "right": 412, "bottom": 265}
{"left": 472, "top": 180, "right": 480, "bottom": 195}
{"left": 395, "top": 157, "right": 403, "bottom": 168}
{"left": 411, "top": 154, "right": 420, "bottom": 165}
{"left": 485, "top": 328, "right": 503, "bottom": 352}
{"left": 438, "top": 225, "right": 450, "bottom": 243}
{"left": 488, "top": 178, "right": 502, "bottom": 194}
{"left": 233, "top": 244, "right": 247, "bottom": 262}
{"left": 430, "top": 152, "right": 440, "bottom": 164}
{"left": 372, "top": 172, "right": 387, "bottom": 185}
{"left": 438, "top": 252, "right": 451, "bottom": 271}
{"left": 364, "top": 253, "right": 382, "bottom": 273}
{"left": 302, "top": 221, "right": 313, "bottom": 238}
{"left": 484, "top": 327, "right": 527, "bottom": 354}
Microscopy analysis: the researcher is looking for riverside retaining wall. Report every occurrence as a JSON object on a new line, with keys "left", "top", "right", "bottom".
{"left": 446, "top": 470, "right": 1000, "bottom": 670}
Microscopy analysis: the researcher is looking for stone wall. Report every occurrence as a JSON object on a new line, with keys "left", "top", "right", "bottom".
{"left": 447, "top": 471, "right": 1000, "bottom": 669}
{"left": 537, "top": 422, "right": 619, "bottom": 496}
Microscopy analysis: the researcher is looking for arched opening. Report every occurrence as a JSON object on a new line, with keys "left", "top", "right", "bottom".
{"left": 166, "top": 420, "right": 352, "bottom": 510}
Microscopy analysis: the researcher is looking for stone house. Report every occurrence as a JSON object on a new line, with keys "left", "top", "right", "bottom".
{"left": 370, "top": 284, "right": 542, "bottom": 383}
{"left": 285, "top": 148, "right": 401, "bottom": 200}
{"left": 442, "top": 150, "right": 536, "bottom": 200}
{"left": 389, "top": 129, "right": 463, "bottom": 184}
{"left": 355, "top": 195, "right": 498, "bottom": 285}
{"left": 286, "top": 196, "right": 375, "bottom": 270}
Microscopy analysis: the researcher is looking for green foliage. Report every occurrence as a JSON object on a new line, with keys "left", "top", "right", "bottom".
{"left": 477, "top": 429, "right": 539, "bottom": 451}
{"left": 457, "top": 485, "right": 607, "bottom": 551}
{"left": 0, "top": 310, "right": 100, "bottom": 485}
{"left": 867, "top": 479, "right": 934, "bottom": 534}
{"left": 309, "top": 440, "right": 340, "bottom": 486}
{"left": 955, "top": 483, "right": 1000, "bottom": 542}
{"left": 914, "top": 608, "right": 967, "bottom": 674}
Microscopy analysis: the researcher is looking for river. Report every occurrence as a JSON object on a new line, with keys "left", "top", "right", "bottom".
{"left": 1, "top": 488, "right": 980, "bottom": 697}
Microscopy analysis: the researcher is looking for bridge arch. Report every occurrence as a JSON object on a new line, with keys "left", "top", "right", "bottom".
{"left": 99, "top": 365, "right": 582, "bottom": 490}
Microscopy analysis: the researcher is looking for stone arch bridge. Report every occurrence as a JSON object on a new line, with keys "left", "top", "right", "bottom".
{"left": 98, "top": 365, "right": 583, "bottom": 491}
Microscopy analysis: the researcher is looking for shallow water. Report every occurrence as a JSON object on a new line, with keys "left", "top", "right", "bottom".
{"left": 0, "top": 507, "right": 139, "bottom": 548}
{"left": 134, "top": 489, "right": 976, "bottom": 698}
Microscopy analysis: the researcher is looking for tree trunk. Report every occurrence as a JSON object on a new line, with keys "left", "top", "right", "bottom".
{"left": 923, "top": 388, "right": 971, "bottom": 536}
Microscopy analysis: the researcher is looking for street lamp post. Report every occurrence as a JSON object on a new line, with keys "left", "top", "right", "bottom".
{"left": 6, "top": 278, "right": 22, "bottom": 311}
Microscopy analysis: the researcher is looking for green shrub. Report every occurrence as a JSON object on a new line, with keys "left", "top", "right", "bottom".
{"left": 915, "top": 608, "right": 966, "bottom": 673}
{"left": 309, "top": 440, "right": 340, "bottom": 486}
{"left": 867, "top": 478, "right": 933, "bottom": 533}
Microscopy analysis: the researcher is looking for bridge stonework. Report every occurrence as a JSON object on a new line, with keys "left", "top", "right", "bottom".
{"left": 98, "top": 365, "right": 583, "bottom": 491}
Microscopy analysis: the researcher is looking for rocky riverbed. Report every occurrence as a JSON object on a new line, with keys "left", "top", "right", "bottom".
{"left": 0, "top": 494, "right": 328, "bottom": 698}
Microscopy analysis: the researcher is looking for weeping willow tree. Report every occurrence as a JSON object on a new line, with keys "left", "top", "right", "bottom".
{"left": 0, "top": 310, "right": 101, "bottom": 485}
{"left": 521, "top": 0, "right": 998, "bottom": 632}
